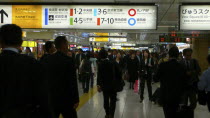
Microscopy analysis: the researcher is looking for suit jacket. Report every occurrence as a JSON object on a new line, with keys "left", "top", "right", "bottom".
{"left": 0, "top": 50, "right": 49, "bottom": 116}
{"left": 156, "top": 59, "right": 187, "bottom": 106}
{"left": 97, "top": 59, "right": 121, "bottom": 91}
{"left": 180, "top": 59, "right": 201, "bottom": 87}
{"left": 140, "top": 57, "right": 154, "bottom": 76}
{"left": 75, "top": 53, "right": 85, "bottom": 68}
{"left": 41, "top": 51, "right": 79, "bottom": 109}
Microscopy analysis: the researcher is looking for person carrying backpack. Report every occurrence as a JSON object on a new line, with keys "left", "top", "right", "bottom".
{"left": 79, "top": 53, "right": 94, "bottom": 93}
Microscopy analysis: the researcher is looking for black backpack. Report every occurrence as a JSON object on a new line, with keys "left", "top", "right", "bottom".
{"left": 80, "top": 59, "right": 92, "bottom": 74}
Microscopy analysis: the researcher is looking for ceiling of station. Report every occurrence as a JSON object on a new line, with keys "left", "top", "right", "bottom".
{"left": 1, "top": 0, "right": 210, "bottom": 44}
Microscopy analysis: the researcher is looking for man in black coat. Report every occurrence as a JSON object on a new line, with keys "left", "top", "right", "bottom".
{"left": 156, "top": 46, "right": 187, "bottom": 118}
{"left": 39, "top": 41, "right": 56, "bottom": 62}
{"left": 75, "top": 49, "right": 85, "bottom": 82}
{"left": 97, "top": 49, "right": 122, "bottom": 118}
{"left": 0, "top": 24, "right": 49, "bottom": 117}
{"left": 42, "top": 36, "right": 79, "bottom": 118}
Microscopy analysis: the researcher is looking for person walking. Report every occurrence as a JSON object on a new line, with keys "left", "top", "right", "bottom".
{"left": 0, "top": 24, "right": 50, "bottom": 118}
{"left": 79, "top": 53, "right": 94, "bottom": 93}
{"left": 156, "top": 46, "right": 187, "bottom": 118}
{"left": 97, "top": 49, "right": 121, "bottom": 118}
{"left": 139, "top": 50, "right": 154, "bottom": 102}
{"left": 180, "top": 48, "right": 201, "bottom": 115}
{"left": 40, "top": 41, "right": 56, "bottom": 62}
{"left": 41, "top": 36, "right": 79, "bottom": 118}
{"left": 198, "top": 55, "right": 210, "bottom": 112}
{"left": 127, "top": 52, "right": 139, "bottom": 89}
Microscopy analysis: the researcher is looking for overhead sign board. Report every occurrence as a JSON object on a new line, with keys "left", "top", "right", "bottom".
{"left": 0, "top": 5, "right": 157, "bottom": 29}
{"left": 180, "top": 5, "right": 210, "bottom": 30}
{"left": 89, "top": 37, "right": 127, "bottom": 42}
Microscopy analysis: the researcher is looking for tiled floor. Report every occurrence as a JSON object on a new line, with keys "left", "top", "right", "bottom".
{"left": 77, "top": 82, "right": 210, "bottom": 118}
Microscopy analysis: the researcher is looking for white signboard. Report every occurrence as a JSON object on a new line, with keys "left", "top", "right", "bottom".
{"left": 180, "top": 5, "right": 210, "bottom": 30}
{"left": 43, "top": 5, "right": 157, "bottom": 29}
{"left": 109, "top": 38, "right": 127, "bottom": 42}
{"left": 0, "top": 5, "right": 12, "bottom": 26}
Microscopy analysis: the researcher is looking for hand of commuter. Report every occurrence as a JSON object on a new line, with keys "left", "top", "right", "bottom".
{"left": 74, "top": 102, "right": 79, "bottom": 109}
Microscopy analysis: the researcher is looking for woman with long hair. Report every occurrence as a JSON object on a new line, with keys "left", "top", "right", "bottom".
{"left": 127, "top": 52, "right": 139, "bottom": 89}
{"left": 139, "top": 50, "right": 154, "bottom": 103}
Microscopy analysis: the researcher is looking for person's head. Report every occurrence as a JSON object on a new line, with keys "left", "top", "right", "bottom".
{"left": 45, "top": 41, "right": 56, "bottom": 54}
{"left": 144, "top": 50, "right": 150, "bottom": 58}
{"left": 169, "top": 46, "right": 179, "bottom": 59}
{"left": 78, "top": 49, "right": 83, "bottom": 54}
{"left": 0, "top": 24, "right": 23, "bottom": 48}
{"left": 207, "top": 55, "right": 210, "bottom": 65}
{"left": 67, "top": 50, "right": 72, "bottom": 57}
{"left": 25, "top": 47, "right": 31, "bottom": 53}
{"left": 54, "top": 36, "right": 68, "bottom": 54}
{"left": 86, "top": 53, "right": 90, "bottom": 60}
{"left": 183, "top": 48, "right": 193, "bottom": 60}
{"left": 99, "top": 49, "right": 108, "bottom": 59}
{"left": 113, "top": 50, "right": 117, "bottom": 55}
{"left": 108, "top": 49, "right": 112, "bottom": 55}
{"left": 116, "top": 52, "right": 121, "bottom": 59}
{"left": 131, "top": 53, "right": 136, "bottom": 59}
{"left": 136, "top": 51, "right": 141, "bottom": 56}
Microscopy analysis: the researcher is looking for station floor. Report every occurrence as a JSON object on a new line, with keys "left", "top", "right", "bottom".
{"left": 62, "top": 81, "right": 210, "bottom": 118}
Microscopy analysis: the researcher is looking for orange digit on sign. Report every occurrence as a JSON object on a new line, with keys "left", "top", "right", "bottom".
{"left": 12, "top": 5, "right": 42, "bottom": 28}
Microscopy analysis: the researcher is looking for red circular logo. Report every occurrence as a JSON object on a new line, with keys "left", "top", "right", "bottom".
{"left": 128, "top": 9, "right": 136, "bottom": 16}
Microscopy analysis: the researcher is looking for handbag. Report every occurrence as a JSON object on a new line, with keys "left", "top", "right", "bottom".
{"left": 198, "top": 90, "right": 207, "bottom": 105}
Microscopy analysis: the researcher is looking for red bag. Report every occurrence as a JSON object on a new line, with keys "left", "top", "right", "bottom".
{"left": 134, "top": 80, "right": 139, "bottom": 93}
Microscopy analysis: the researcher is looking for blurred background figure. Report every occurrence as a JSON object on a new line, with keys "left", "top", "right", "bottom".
{"left": 25, "top": 47, "right": 35, "bottom": 58}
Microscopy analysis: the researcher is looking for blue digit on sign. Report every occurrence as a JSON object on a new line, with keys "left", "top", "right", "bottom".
{"left": 94, "top": 9, "right": 97, "bottom": 16}
{"left": 128, "top": 18, "right": 136, "bottom": 26}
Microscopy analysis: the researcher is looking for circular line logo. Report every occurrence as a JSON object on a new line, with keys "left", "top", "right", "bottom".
{"left": 128, "top": 18, "right": 136, "bottom": 26}
{"left": 128, "top": 9, "right": 136, "bottom": 16}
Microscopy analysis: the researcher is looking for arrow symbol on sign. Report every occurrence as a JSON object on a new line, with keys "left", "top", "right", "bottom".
{"left": 0, "top": 9, "right": 8, "bottom": 23}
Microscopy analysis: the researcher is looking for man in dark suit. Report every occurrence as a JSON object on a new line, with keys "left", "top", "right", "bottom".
{"left": 39, "top": 41, "right": 56, "bottom": 62}
{"left": 180, "top": 48, "right": 201, "bottom": 114}
{"left": 42, "top": 36, "right": 79, "bottom": 118}
{"left": 156, "top": 46, "right": 187, "bottom": 118}
{"left": 97, "top": 49, "right": 121, "bottom": 118}
{"left": 0, "top": 24, "right": 49, "bottom": 117}
{"left": 75, "top": 49, "right": 85, "bottom": 82}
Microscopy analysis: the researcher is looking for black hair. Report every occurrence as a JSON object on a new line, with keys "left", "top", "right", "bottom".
{"left": 99, "top": 49, "right": 108, "bottom": 59}
{"left": 26, "top": 47, "right": 31, "bottom": 53}
{"left": 45, "top": 41, "right": 54, "bottom": 52}
{"left": 78, "top": 48, "right": 83, "bottom": 52}
{"left": 0, "top": 24, "right": 22, "bottom": 46}
{"left": 183, "top": 48, "right": 193, "bottom": 55}
{"left": 54, "top": 36, "right": 67, "bottom": 49}
{"left": 169, "top": 46, "right": 179, "bottom": 58}
{"left": 86, "top": 53, "right": 90, "bottom": 60}
{"left": 207, "top": 55, "right": 210, "bottom": 64}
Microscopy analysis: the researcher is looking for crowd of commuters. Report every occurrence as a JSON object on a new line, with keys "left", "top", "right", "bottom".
{"left": 0, "top": 24, "right": 210, "bottom": 118}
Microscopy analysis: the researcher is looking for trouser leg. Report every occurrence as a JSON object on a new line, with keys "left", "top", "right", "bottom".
{"left": 90, "top": 73, "right": 94, "bottom": 88}
{"left": 189, "top": 88, "right": 197, "bottom": 110}
{"left": 103, "top": 91, "right": 110, "bottom": 116}
{"left": 82, "top": 74, "right": 86, "bottom": 92}
{"left": 140, "top": 77, "right": 146, "bottom": 100}
{"left": 110, "top": 92, "right": 117, "bottom": 117}
{"left": 85, "top": 74, "right": 90, "bottom": 92}
{"left": 147, "top": 76, "right": 152, "bottom": 99}
{"left": 163, "top": 105, "right": 178, "bottom": 118}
